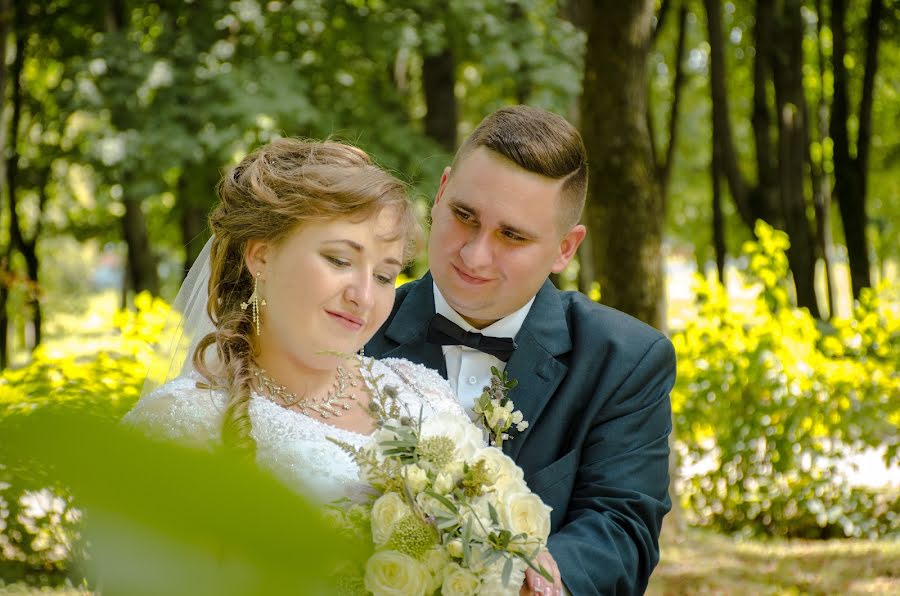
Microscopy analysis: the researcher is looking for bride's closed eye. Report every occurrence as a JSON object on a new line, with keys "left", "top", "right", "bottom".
{"left": 324, "top": 255, "right": 351, "bottom": 268}
{"left": 374, "top": 272, "right": 396, "bottom": 285}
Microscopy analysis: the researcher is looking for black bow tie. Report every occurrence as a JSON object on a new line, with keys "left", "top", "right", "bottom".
{"left": 426, "top": 314, "right": 517, "bottom": 362}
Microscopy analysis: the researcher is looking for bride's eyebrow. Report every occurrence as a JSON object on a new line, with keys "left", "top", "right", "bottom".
{"left": 323, "top": 239, "right": 402, "bottom": 267}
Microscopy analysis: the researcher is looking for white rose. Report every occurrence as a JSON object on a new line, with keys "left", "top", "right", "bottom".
{"left": 433, "top": 471, "right": 455, "bottom": 495}
{"left": 473, "top": 447, "right": 524, "bottom": 488}
{"left": 479, "top": 557, "right": 527, "bottom": 595}
{"left": 497, "top": 491, "right": 552, "bottom": 546}
{"left": 371, "top": 492, "right": 411, "bottom": 546}
{"left": 364, "top": 550, "right": 429, "bottom": 596}
{"left": 441, "top": 563, "right": 480, "bottom": 596}
{"left": 422, "top": 547, "right": 450, "bottom": 593}
{"left": 446, "top": 538, "right": 464, "bottom": 559}
{"left": 420, "top": 411, "right": 485, "bottom": 460}
{"left": 403, "top": 464, "right": 429, "bottom": 493}
{"left": 511, "top": 410, "right": 524, "bottom": 424}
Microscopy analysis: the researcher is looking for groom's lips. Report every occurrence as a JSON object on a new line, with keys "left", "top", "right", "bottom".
{"left": 452, "top": 264, "right": 492, "bottom": 285}
{"left": 326, "top": 310, "right": 365, "bottom": 331}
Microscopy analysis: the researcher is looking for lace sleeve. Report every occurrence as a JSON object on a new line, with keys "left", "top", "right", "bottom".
{"left": 377, "top": 358, "right": 468, "bottom": 420}
{"left": 121, "top": 375, "right": 225, "bottom": 450}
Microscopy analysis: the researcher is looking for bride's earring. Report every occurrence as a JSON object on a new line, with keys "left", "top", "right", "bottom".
{"left": 241, "top": 271, "right": 267, "bottom": 335}
{"left": 358, "top": 346, "right": 365, "bottom": 358}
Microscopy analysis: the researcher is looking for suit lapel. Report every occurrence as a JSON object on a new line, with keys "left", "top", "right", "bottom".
{"left": 504, "top": 281, "right": 572, "bottom": 460}
{"left": 381, "top": 273, "right": 447, "bottom": 377}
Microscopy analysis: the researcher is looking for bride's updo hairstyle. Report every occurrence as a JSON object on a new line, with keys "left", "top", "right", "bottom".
{"left": 194, "top": 138, "right": 419, "bottom": 455}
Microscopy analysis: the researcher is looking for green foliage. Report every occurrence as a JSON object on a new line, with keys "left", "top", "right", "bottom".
{"left": 1, "top": 409, "right": 359, "bottom": 594}
{"left": 0, "top": 292, "right": 173, "bottom": 585}
{"left": 0, "top": 292, "right": 170, "bottom": 424}
{"left": 0, "top": 291, "right": 361, "bottom": 591}
{"left": 672, "top": 221, "right": 900, "bottom": 538}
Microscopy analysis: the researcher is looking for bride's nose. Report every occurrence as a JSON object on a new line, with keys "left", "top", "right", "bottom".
{"left": 344, "top": 271, "right": 375, "bottom": 311}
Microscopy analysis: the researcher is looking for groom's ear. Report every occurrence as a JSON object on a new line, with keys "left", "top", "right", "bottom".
{"left": 434, "top": 166, "right": 452, "bottom": 205}
{"left": 244, "top": 239, "right": 269, "bottom": 276}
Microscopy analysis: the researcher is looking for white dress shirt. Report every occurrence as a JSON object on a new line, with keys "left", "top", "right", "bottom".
{"left": 433, "top": 283, "right": 535, "bottom": 413}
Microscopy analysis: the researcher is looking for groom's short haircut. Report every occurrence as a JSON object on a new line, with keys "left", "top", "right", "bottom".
{"left": 451, "top": 105, "right": 588, "bottom": 230}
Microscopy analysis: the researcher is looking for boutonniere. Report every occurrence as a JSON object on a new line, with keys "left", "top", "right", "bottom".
{"left": 472, "top": 367, "right": 527, "bottom": 449}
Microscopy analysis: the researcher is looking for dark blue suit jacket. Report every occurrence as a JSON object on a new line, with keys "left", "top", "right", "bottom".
{"left": 366, "top": 273, "right": 675, "bottom": 595}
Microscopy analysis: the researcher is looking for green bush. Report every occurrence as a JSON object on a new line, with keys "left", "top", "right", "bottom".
{"left": 672, "top": 221, "right": 900, "bottom": 538}
{"left": 0, "top": 292, "right": 171, "bottom": 586}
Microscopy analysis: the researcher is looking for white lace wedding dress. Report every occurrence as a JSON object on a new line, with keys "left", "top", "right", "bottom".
{"left": 123, "top": 357, "right": 470, "bottom": 502}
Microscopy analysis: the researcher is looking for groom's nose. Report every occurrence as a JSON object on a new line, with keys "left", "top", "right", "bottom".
{"left": 459, "top": 230, "right": 493, "bottom": 270}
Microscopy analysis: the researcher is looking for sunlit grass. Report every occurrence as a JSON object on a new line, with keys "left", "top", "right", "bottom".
{"left": 9, "top": 291, "right": 121, "bottom": 368}
{"left": 649, "top": 530, "right": 900, "bottom": 595}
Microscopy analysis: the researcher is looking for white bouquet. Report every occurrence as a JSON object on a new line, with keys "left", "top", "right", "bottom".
{"left": 327, "top": 370, "right": 552, "bottom": 596}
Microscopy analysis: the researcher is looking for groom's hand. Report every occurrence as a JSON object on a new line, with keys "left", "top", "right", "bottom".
{"left": 520, "top": 550, "right": 563, "bottom": 596}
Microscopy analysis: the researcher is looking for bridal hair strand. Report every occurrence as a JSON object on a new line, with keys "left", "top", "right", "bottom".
{"left": 192, "top": 138, "right": 419, "bottom": 456}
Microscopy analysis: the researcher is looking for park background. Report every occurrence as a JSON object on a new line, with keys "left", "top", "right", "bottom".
{"left": 0, "top": 0, "right": 898, "bottom": 593}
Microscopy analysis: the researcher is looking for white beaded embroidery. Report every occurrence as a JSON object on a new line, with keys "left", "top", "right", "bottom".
{"left": 123, "top": 358, "right": 469, "bottom": 502}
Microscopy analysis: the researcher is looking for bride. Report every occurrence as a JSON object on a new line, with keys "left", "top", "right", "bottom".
{"left": 123, "top": 138, "right": 471, "bottom": 502}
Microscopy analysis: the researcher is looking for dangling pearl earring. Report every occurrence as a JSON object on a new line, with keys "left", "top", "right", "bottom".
{"left": 240, "top": 271, "right": 267, "bottom": 335}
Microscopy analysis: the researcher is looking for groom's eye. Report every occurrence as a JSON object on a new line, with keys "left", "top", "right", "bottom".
{"left": 454, "top": 208, "right": 474, "bottom": 223}
{"left": 502, "top": 230, "right": 526, "bottom": 242}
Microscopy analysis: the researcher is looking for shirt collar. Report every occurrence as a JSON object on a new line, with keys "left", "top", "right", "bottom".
{"left": 432, "top": 282, "right": 535, "bottom": 339}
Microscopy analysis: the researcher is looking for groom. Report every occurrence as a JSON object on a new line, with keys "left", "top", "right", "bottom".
{"left": 367, "top": 105, "right": 675, "bottom": 595}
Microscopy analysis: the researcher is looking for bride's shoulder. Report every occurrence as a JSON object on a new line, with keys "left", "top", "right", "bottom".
{"left": 122, "top": 373, "right": 227, "bottom": 445}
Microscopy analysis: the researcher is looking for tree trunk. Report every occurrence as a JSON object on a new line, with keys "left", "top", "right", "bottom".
{"left": 811, "top": 0, "right": 836, "bottom": 317}
{"left": 706, "top": 0, "right": 826, "bottom": 316}
{"left": 703, "top": 0, "right": 752, "bottom": 228}
{"left": 21, "top": 171, "right": 50, "bottom": 347}
{"left": 0, "top": 0, "right": 11, "bottom": 367}
{"left": 121, "top": 190, "right": 160, "bottom": 296}
{"left": 830, "top": 0, "right": 882, "bottom": 298}
{"left": 107, "top": 0, "right": 160, "bottom": 297}
{"left": 510, "top": 2, "right": 531, "bottom": 104}
{"left": 581, "top": 0, "right": 663, "bottom": 329}
{"left": 3, "top": 3, "right": 25, "bottom": 363}
{"left": 177, "top": 167, "right": 216, "bottom": 277}
{"left": 422, "top": 47, "right": 457, "bottom": 151}
{"left": 773, "top": 0, "right": 820, "bottom": 317}
{"left": 712, "top": 130, "right": 726, "bottom": 284}
{"left": 750, "top": 0, "right": 780, "bottom": 226}
{"left": 0, "top": 261, "right": 8, "bottom": 367}
{"left": 649, "top": 1, "right": 688, "bottom": 208}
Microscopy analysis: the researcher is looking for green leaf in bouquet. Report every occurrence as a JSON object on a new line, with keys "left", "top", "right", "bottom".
{"left": 502, "top": 556, "right": 514, "bottom": 586}
{"left": 462, "top": 516, "right": 473, "bottom": 566}
{"left": 479, "top": 548, "right": 502, "bottom": 567}
{"left": 517, "top": 551, "right": 555, "bottom": 582}
{"left": 378, "top": 439, "right": 418, "bottom": 449}
{"left": 488, "top": 502, "right": 500, "bottom": 525}
{"left": 494, "top": 528, "right": 512, "bottom": 549}
{"left": 424, "top": 490, "right": 459, "bottom": 515}
{"left": 1, "top": 406, "right": 364, "bottom": 595}
{"left": 436, "top": 519, "right": 459, "bottom": 531}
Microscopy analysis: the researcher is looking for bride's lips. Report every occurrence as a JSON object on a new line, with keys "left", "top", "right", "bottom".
{"left": 325, "top": 309, "right": 365, "bottom": 331}
{"left": 452, "top": 264, "right": 492, "bottom": 285}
